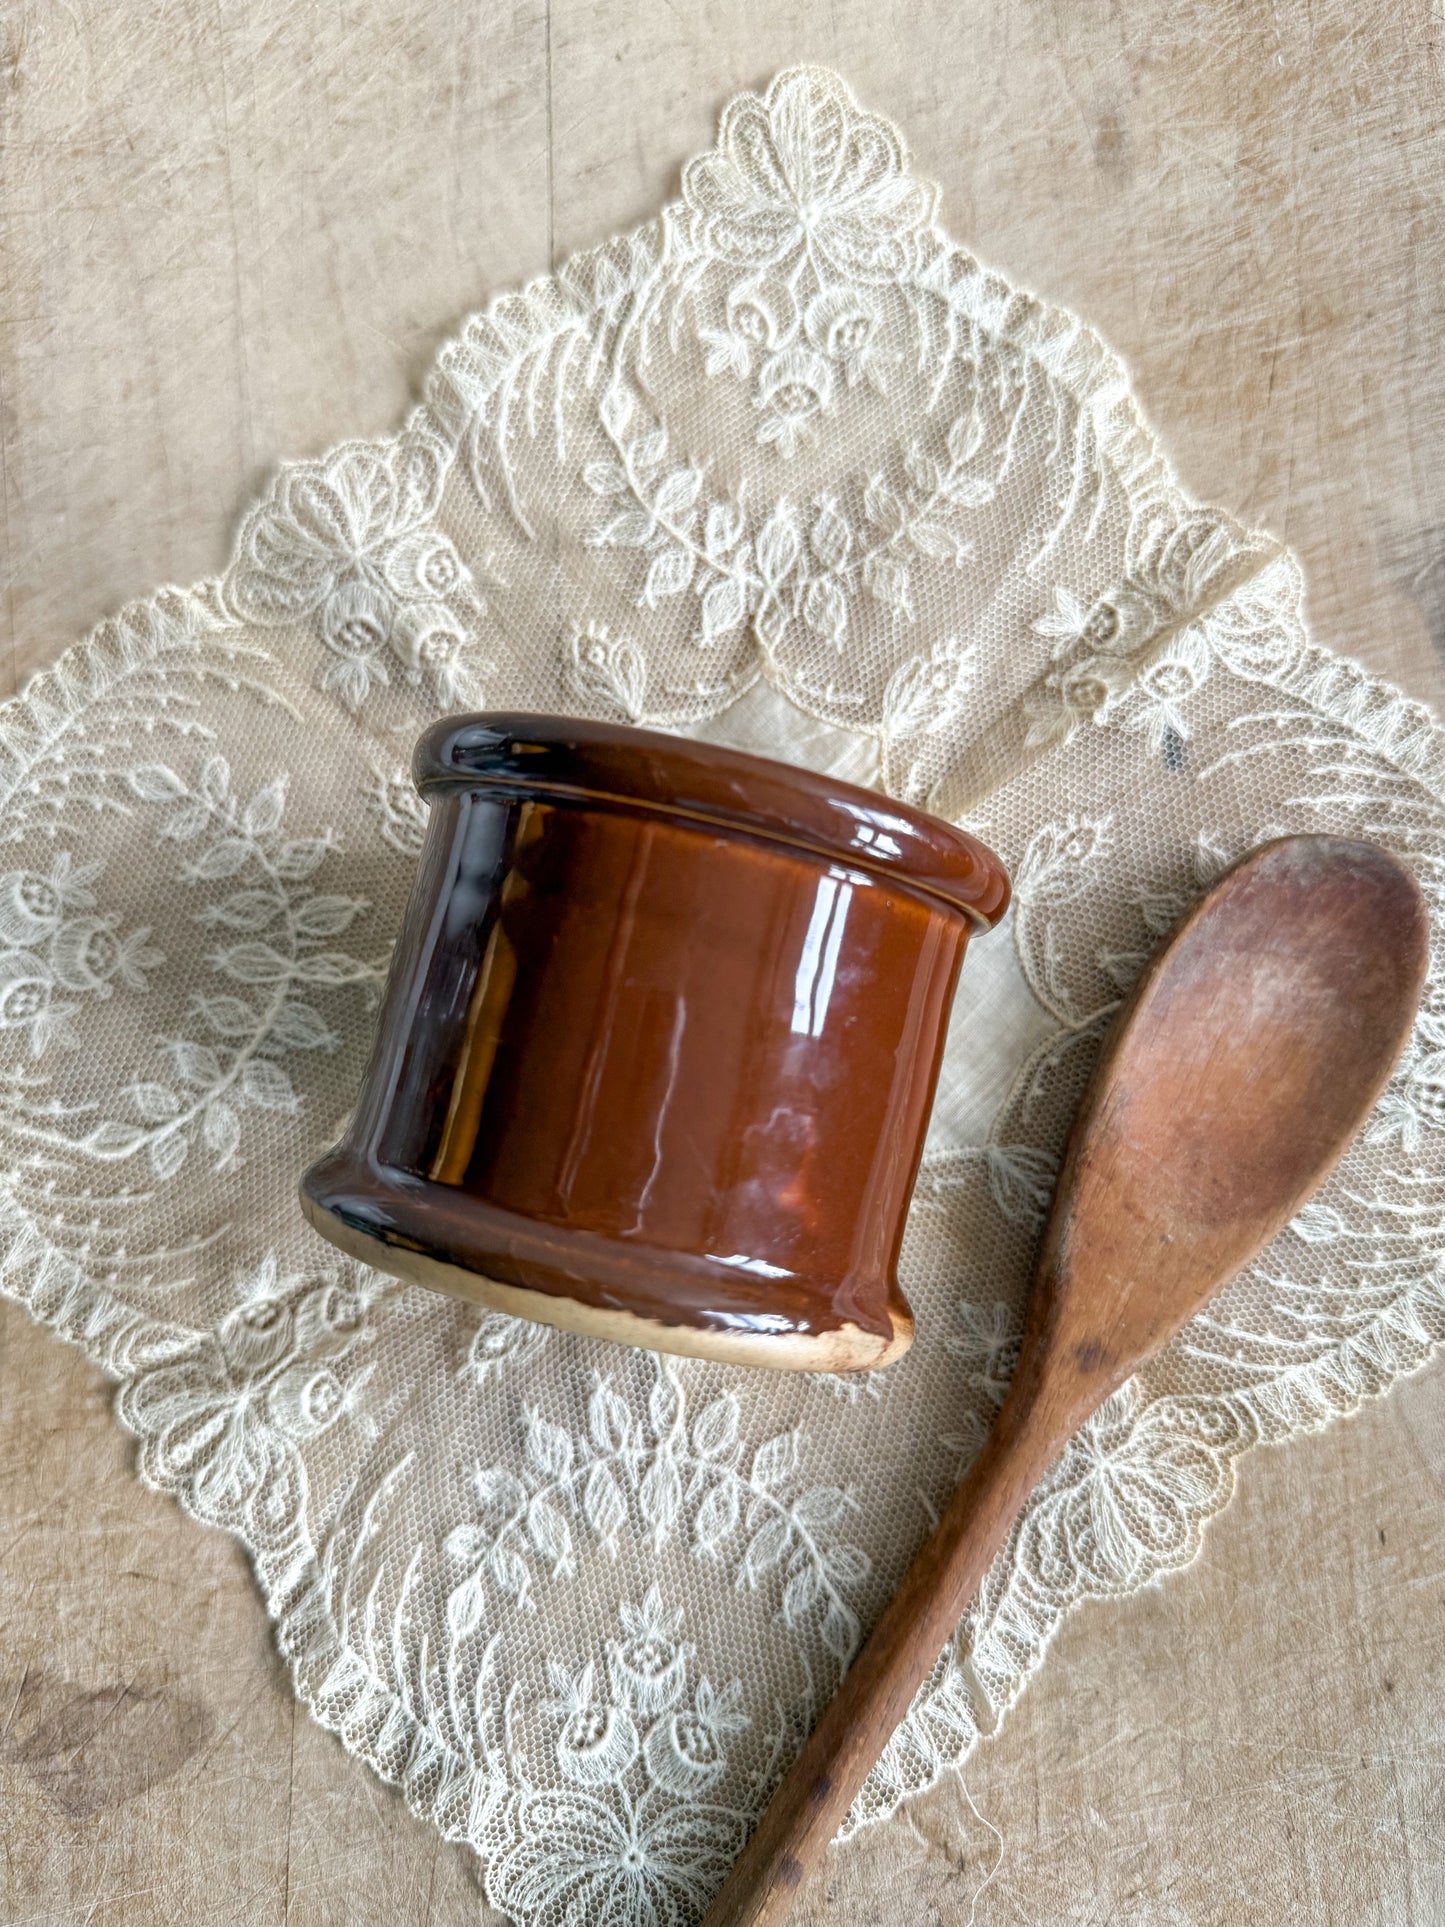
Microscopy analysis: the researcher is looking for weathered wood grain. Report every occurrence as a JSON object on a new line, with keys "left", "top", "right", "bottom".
{"left": 2, "top": 1, "right": 1443, "bottom": 1920}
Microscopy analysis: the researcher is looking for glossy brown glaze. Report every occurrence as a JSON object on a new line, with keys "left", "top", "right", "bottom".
{"left": 301, "top": 714, "right": 1011, "bottom": 1371}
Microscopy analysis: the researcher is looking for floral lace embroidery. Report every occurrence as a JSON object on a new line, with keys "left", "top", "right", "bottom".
{"left": 489, "top": 1590, "right": 756, "bottom": 1926}
{"left": 0, "top": 67, "right": 1442, "bottom": 1927}
{"left": 227, "top": 437, "right": 488, "bottom": 713}
{"left": 446, "top": 1364, "right": 869, "bottom": 1662}
{"left": 122, "top": 1255, "right": 384, "bottom": 1530}
{"left": 0, "top": 852, "right": 163, "bottom": 1056}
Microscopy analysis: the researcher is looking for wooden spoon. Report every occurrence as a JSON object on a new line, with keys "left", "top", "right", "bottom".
{"left": 703, "top": 835, "right": 1429, "bottom": 1927}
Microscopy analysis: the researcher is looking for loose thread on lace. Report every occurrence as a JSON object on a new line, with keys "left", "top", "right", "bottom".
{"left": 902, "top": 1780, "right": 1005, "bottom": 1926}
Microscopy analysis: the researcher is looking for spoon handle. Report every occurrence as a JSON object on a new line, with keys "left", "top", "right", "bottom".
{"left": 703, "top": 1399, "right": 1061, "bottom": 1927}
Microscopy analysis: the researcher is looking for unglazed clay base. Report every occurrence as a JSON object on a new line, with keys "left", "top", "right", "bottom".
{"left": 300, "top": 1191, "right": 914, "bottom": 1373}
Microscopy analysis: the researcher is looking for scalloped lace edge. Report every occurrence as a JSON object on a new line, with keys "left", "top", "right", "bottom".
{"left": 1, "top": 59, "right": 1442, "bottom": 1884}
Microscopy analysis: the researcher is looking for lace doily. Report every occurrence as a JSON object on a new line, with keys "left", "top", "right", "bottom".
{"left": 5, "top": 67, "right": 1444, "bottom": 1925}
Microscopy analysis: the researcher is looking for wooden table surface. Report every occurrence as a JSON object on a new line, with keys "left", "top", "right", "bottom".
{"left": 3, "top": 3, "right": 1443, "bottom": 1920}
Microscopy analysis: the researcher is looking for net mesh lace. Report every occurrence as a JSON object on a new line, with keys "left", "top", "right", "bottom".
{"left": 3, "top": 66, "right": 1442, "bottom": 1926}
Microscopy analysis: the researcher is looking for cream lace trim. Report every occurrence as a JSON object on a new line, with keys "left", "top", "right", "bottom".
{"left": 2, "top": 69, "right": 1441, "bottom": 1926}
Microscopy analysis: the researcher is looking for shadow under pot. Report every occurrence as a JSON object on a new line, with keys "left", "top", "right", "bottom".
{"left": 301, "top": 714, "right": 1010, "bottom": 1372}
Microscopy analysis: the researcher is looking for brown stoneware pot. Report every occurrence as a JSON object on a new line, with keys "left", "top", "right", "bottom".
{"left": 300, "top": 715, "right": 1010, "bottom": 1371}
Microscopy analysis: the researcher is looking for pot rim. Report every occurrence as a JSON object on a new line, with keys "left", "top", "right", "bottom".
{"left": 414, "top": 712, "right": 1010, "bottom": 925}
